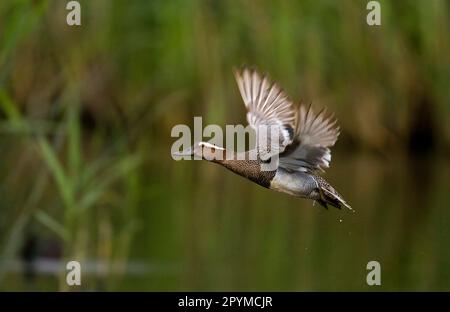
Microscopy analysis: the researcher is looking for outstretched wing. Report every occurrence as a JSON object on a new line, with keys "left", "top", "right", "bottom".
{"left": 279, "top": 104, "right": 340, "bottom": 172}
{"left": 234, "top": 68, "right": 297, "bottom": 159}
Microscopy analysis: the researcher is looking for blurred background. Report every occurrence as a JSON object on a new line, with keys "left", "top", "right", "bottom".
{"left": 0, "top": 0, "right": 449, "bottom": 291}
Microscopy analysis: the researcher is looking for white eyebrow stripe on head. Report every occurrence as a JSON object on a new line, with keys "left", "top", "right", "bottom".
{"left": 199, "top": 142, "right": 225, "bottom": 150}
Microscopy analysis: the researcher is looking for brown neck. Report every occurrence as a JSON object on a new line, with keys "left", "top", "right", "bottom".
{"left": 206, "top": 149, "right": 276, "bottom": 188}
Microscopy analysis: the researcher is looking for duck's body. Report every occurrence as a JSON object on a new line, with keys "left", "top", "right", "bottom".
{"left": 175, "top": 68, "right": 351, "bottom": 210}
{"left": 207, "top": 149, "right": 349, "bottom": 209}
{"left": 271, "top": 169, "right": 349, "bottom": 209}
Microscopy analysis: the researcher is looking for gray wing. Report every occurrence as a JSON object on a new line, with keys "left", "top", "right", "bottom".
{"left": 279, "top": 104, "right": 340, "bottom": 172}
{"left": 234, "top": 68, "right": 297, "bottom": 160}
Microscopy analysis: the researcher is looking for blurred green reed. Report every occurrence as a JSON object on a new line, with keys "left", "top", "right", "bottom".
{"left": 0, "top": 0, "right": 449, "bottom": 290}
{"left": 0, "top": 88, "right": 141, "bottom": 290}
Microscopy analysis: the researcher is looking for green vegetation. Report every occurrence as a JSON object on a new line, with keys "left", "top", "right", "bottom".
{"left": 0, "top": 0, "right": 449, "bottom": 291}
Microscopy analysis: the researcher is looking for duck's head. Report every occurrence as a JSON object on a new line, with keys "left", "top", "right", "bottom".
{"left": 173, "top": 141, "right": 226, "bottom": 160}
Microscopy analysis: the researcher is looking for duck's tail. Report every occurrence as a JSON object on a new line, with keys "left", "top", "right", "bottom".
{"left": 314, "top": 175, "right": 352, "bottom": 210}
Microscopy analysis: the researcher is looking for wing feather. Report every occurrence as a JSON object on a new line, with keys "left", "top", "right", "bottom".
{"left": 280, "top": 104, "right": 340, "bottom": 172}
{"left": 234, "top": 68, "right": 340, "bottom": 171}
{"left": 234, "top": 68, "right": 297, "bottom": 159}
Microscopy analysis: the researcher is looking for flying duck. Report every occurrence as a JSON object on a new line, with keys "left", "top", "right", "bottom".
{"left": 175, "top": 68, "right": 351, "bottom": 210}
